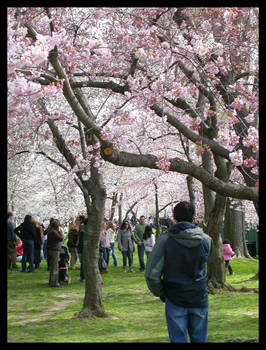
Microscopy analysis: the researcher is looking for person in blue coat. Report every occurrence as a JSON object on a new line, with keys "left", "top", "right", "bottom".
{"left": 145, "top": 201, "right": 212, "bottom": 343}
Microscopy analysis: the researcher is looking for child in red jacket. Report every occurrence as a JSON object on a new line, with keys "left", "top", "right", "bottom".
{"left": 16, "top": 239, "right": 23, "bottom": 262}
{"left": 222, "top": 240, "right": 235, "bottom": 275}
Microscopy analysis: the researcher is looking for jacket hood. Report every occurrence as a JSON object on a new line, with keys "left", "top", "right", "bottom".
{"left": 168, "top": 222, "right": 205, "bottom": 248}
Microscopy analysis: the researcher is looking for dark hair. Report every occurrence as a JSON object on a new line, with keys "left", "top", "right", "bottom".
{"left": 79, "top": 215, "right": 85, "bottom": 224}
{"left": 143, "top": 225, "right": 152, "bottom": 240}
{"left": 120, "top": 220, "right": 130, "bottom": 230}
{"left": 49, "top": 217, "right": 56, "bottom": 224}
{"left": 24, "top": 215, "right": 32, "bottom": 223}
{"left": 173, "top": 201, "right": 195, "bottom": 223}
{"left": 8, "top": 212, "right": 13, "bottom": 219}
{"left": 50, "top": 220, "right": 60, "bottom": 230}
{"left": 223, "top": 239, "right": 231, "bottom": 245}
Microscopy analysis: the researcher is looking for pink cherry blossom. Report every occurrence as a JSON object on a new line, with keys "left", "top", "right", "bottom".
{"left": 155, "top": 155, "right": 171, "bottom": 172}
{"left": 229, "top": 150, "right": 243, "bottom": 166}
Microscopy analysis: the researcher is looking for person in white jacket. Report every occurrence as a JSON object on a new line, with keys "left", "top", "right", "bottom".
{"left": 106, "top": 221, "right": 118, "bottom": 267}
{"left": 143, "top": 225, "right": 155, "bottom": 261}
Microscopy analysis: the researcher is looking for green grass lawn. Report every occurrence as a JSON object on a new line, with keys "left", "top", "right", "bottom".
{"left": 7, "top": 250, "right": 258, "bottom": 343}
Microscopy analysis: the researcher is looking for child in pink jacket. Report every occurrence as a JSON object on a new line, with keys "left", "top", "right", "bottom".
{"left": 222, "top": 240, "right": 235, "bottom": 275}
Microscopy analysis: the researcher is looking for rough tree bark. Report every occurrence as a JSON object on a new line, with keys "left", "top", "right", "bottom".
{"left": 202, "top": 151, "right": 234, "bottom": 292}
{"left": 77, "top": 170, "right": 107, "bottom": 318}
{"left": 223, "top": 200, "right": 252, "bottom": 258}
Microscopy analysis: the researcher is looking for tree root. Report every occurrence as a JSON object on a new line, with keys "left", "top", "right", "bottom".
{"left": 207, "top": 281, "right": 258, "bottom": 294}
{"left": 207, "top": 281, "right": 235, "bottom": 294}
{"left": 74, "top": 307, "right": 109, "bottom": 319}
{"left": 241, "top": 272, "right": 259, "bottom": 282}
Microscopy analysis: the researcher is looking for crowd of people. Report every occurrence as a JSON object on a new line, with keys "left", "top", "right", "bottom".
{"left": 7, "top": 211, "right": 158, "bottom": 286}
{"left": 7, "top": 202, "right": 237, "bottom": 343}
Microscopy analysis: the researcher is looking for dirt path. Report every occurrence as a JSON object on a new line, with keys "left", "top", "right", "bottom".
{"left": 11, "top": 293, "right": 83, "bottom": 325}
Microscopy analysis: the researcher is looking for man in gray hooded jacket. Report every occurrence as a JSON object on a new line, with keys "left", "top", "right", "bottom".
{"left": 145, "top": 201, "right": 212, "bottom": 343}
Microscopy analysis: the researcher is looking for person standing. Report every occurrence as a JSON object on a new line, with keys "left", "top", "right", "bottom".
{"left": 47, "top": 219, "right": 64, "bottom": 287}
{"left": 145, "top": 201, "right": 213, "bottom": 343}
{"left": 7, "top": 212, "right": 18, "bottom": 269}
{"left": 77, "top": 215, "right": 87, "bottom": 282}
{"left": 143, "top": 224, "right": 155, "bottom": 261}
{"left": 133, "top": 215, "right": 147, "bottom": 271}
{"left": 32, "top": 219, "right": 42, "bottom": 269}
{"left": 117, "top": 220, "right": 135, "bottom": 273}
{"left": 222, "top": 240, "right": 235, "bottom": 275}
{"left": 99, "top": 222, "right": 111, "bottom": 265}
{"left": 67, "top": 221, "right": 79, "bottom": 269}
{"left": 106, "top": 220, "right": 118, "bottom": 267}
{"left": 43, "top": 218, "right": 56, "bottom": 271}
{"left": 15, "top": 215, "right": 36, "bottom": 273}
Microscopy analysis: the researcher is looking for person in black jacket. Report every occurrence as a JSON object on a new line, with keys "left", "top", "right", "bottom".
{"left": 77, "top": 216, "right": 87, "bottom": 282}
{"left": 47, "top": 219, "right": 64, "bottom": 287}
{"left": 145, "top": 202, "right": 213, "bottom": 343}
{"left": 15, "top": 215, "right": 36, "bottom": 272}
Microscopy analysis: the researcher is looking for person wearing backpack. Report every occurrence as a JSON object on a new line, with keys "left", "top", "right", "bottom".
{"left": 145, "top": 201, "right": 213, "bottom": 343}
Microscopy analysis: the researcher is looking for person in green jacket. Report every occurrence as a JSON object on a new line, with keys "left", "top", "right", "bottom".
{"left": 133, "top": 215, "right": 147, "bottom": 271}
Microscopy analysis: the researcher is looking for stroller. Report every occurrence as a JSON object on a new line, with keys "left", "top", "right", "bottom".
{"left": 58, "top": 245, "right": 71, "bottom": 284}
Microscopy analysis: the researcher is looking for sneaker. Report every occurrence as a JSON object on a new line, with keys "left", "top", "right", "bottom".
{"left": 77, "top": 277, "right": 84, "bottom": 282}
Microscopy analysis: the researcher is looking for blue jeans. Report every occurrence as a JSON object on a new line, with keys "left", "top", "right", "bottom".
{"left": 102, "top": 247, "right": 110, "bottom": 265}
{"left": 165, "top": 298, "right": 208, "bottom": 343}
{"left": 22, "top": 239, "right": 34, "bottom": 272}
{"left": 122, "top": 250, "right": 132, "bottom": 267}
{"left": 137, "top": 243, "right": 145, "bottom": 271}
{"left": 110, "top": 242, "right": 118, "bottom": 266}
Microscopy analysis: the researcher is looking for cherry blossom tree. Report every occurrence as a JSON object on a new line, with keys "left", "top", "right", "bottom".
{"left": 8, "top": 7, "right": 258, "bottom": 306}
{"left": 8, "top": 153, "right": 87, "bottom": 224}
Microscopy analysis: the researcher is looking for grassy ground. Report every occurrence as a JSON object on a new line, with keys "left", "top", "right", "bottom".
{"left": 7, "top": 250, "right": 258, "bottom": 343}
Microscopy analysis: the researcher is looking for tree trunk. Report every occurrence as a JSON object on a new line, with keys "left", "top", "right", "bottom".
{"left": 76, "top": 182, "right": 108, "bottom": 318}
{"left": 109, "top": 192, "right": 118, "bottom": 221}
{"left": 224, "top": 200, "right": 252, "bottom": 258}
{"left": 206, "top": 194, "right": 228, "bottom": 291}
{"left": 76, "top": 133, "right": 108, "bottom": 318}
{"left": 118, "top": 193, "right": 123, "bottom": 226}
{"left": 154, "top": 182, "right": 160, "bottom": 240}
{"left": 186, "top": 175, "right": 195, "bottom": 206}
{"left": 201, "top": 151, "right": 234, "bottom": 291}
{"left": 78, "top": 195, "right": 107, "bottom": 318}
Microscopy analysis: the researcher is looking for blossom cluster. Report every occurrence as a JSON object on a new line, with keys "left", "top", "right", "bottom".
{"left": 229, "top": 149, "right": 243, "bottom": 167}
{"left": 7, "top": 7, "right": 258, "bottom": 195}
{"left": 243, "top": 127, "right": 258, "bottom": 153}
{"left": 155, "top": 155, "right": 171, "bottom": 172}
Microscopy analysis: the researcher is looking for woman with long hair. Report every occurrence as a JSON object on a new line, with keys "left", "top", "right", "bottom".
{"left": 15, "top": 215, "right": 36, "bottom": 272}
{"left": 117, "top": 220, "right": 135, "bottom": 273}
{"left": 47, "top": 219, "right": 64, "bottom": 287}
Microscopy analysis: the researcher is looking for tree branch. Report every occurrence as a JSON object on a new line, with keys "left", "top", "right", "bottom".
{"left": 100, "top": 148, "right": 258, "bottom": 203}
{"left": 151, "top": 104, "right": 230, "bottom": 160}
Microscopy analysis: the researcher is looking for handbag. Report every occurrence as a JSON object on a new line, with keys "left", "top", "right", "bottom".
{"left": 98, "top": 255, "right": 108, "bottom": 272}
